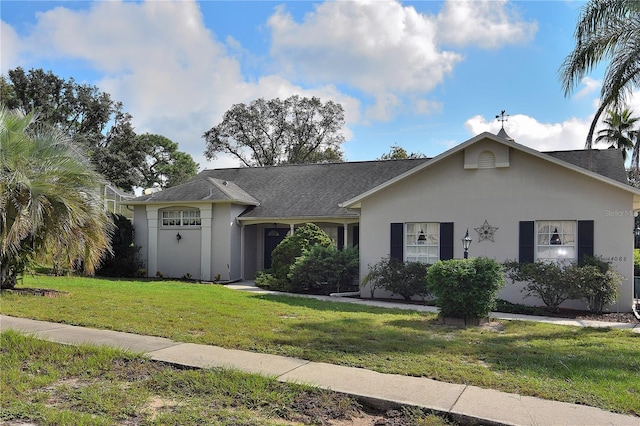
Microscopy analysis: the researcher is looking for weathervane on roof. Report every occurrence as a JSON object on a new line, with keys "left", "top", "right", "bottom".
{"left": 496, "top": 110, "right": 509, "bottom": 129}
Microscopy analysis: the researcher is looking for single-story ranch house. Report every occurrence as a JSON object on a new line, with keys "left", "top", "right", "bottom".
{"left": 127, "top": 131, "right": 640, "bottom": 312}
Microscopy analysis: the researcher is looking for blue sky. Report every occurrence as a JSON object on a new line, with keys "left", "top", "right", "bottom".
{"left": 2, "top": 0, "right": 638, "bottom": 171}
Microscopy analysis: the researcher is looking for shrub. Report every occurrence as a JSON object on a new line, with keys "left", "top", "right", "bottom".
{"left": 504, "top": 257, "right": 621, "bottom": 313}
{"left": 270, "top": 223, "right": 333, "bottom": 282}
{"left": 634, "top": 249, "right": 640, "bottom": 276}
{"left": 362, "top": 257, "right": 431, "bottom": 301}
{"left": 96, "top": 214, "right": 142, "bottom": 278}
{"left": 569, "top": 256, "right": 621, "bottom": 314}
{"left": 254, "top": 270, "right": 290, "bottom": 291}
{"left": 503, "top": 260, "right": 575, "bottom": 312}
{"left": 288, "top": 245, "right": 359, "bottom": 294}
{"left": 427, "top": 258, "right": 505, "bottom": 320}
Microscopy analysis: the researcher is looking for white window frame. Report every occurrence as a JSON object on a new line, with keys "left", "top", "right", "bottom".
{"left": 405, "top": 222, "right": 439, "bottom": 264}
{"left": 161, "top": 209, "right": 201, "bottom": 227}
{"left": 536, "top": 220, "right": 576, "bottom": 262}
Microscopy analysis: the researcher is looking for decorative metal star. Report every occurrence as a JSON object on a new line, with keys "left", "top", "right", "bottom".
{"left": 474, "top": 220, "right": 498, "bottom": 242}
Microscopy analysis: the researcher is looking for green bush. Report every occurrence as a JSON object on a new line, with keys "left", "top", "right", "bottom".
{"left": 634, "top": 249, "right": 640, "bottom": 276}
{"left": 254, "top": 270, "right": 291, "bottom": 291}
{"left": 288, "top": 245, "right": 359, "bottom": 294}
{"left": 503, "top": 260, "right": 575, "bottom": 312}
{"left": 504, "top": 257, "right": 621, "bottom": 313}
{"left": 362, "top": 257, "right": 431, "bottom": 300}
{"left": 96, "top": 214, "right": 142, "bottom": 278}
{"left": 270, "top": 223, "right": 333, "bottom": 282}
{"left": 427, "top": 258, "right": 505, "bottom": 319}
{"left": 569, "top": 256, "right": 621, "bottom": 314}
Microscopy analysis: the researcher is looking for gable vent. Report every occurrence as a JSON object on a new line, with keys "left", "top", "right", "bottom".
{"left": 478, "top": 151, "right": 496, "bottom": 169}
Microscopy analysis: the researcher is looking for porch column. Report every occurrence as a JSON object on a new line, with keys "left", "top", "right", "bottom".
{"left": 146, "top": 206, "right": 159, "bottom": 277}
{"left": 200, "top": 205, "right": 213, "bottom": 281}
{"left": 289, "top": 223, "right": 295, "bottom": 236}
{"left": 343, "top": 223, "right": 349, "bottom": 248}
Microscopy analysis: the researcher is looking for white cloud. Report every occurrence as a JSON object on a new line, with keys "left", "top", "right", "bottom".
{"left": 437, "top": 0, "right": 537, "bottom": 48}
{"left": 0, "top": 21, "right": 21, "bottom": 73}
{"left": 574, "top": 77, "right": 601, "bottom": 100}
{"left": 465, "top": 114, "right": 590, "bottom": 151}
{"left": 267, "top": 0, "right": 537, "bottom": 120}
{"left": 2, "top": 0, "right": 361, "bottom": 170}
{"left": 268, "top": 0, "right": 462, "bottom": 97}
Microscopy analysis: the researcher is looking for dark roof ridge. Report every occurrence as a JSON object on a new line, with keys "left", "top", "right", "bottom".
{"left": 542, "top": 148, "right": 606, "bottom": 154}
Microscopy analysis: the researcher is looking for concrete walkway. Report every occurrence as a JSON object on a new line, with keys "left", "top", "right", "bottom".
{"left": 2, "top": 283, "right": 639, "bottom": 425}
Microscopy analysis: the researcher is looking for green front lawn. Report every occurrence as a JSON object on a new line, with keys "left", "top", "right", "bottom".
{"left": 2, "top": 276, "right": 639, "bottom": 416}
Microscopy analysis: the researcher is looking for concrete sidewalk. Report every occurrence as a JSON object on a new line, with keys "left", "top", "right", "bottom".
{"left": 2, "top": 312, "right": 638, "bottom": 425}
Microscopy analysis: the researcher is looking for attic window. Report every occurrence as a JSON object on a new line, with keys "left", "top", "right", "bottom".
{"left": 478, "top": 151, "right": 496, "bottom": 169}
{"left": 162, "top": 209, "right": 201, "bottom": 227}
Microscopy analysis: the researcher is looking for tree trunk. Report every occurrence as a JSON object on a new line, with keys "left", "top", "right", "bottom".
{"left": 0, "top": 261, "right": 17, "bottom": 289}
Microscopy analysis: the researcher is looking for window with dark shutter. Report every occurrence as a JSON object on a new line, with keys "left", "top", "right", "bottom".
{"left": 519, "top": 221, "right": 535, "bottom": 263}
{"left": 440, "top": 222, "right": 454, "bottom": 260}
{"left": 577, "top": 220, "right": 594, "bottom": 263}
{"left": 390, "top": 223, "right": 403, "bottom": 261}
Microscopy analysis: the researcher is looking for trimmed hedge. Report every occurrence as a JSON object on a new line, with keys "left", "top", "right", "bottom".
{"left": 427, "top": 257, "right": 505, "bottom": 320}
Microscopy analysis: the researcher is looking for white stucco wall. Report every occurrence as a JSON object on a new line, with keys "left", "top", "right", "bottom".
{"left": 358, "top": 141, "right": 635, "bottom": 311}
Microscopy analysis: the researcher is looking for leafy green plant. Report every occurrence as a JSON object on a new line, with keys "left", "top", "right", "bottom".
{"left": 254, "top": 270, "right": 289, "bottom": 291}
{"left": 270, "top": 223, "right": 333, "bottom": 282}
{"left": 570, "top": 256, "right": 621, "bottom": 314}
{"left": 634, "top": 248, "right": 640, "bottom": 276}
{"left": 503, "top": 260, "right": 575, "bottom": 312}
{"left": 288, "top": 245, "right": 359, "bottom": 294}
{"left": 362, "top": 257, "right": 431, "bottom": 300}
{"left": 427, "top": 258, "right": 505, "bottom": 320}
{"left": 504, "top": 257, "right": 621, "bottom": 314}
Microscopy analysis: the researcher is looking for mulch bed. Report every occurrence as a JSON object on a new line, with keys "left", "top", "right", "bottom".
{"left": 2, "top": 288, "right": 69, "bottom": 298}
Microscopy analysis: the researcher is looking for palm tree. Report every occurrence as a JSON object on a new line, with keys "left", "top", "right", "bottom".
{"left": 559, "top": 0, "right": 640, "bottom": 150}
{"left": 0, "top": 107, "right": 114, "bottom": 289}
{"left": 595, "top": 108, "right": 639, "bottom": 161}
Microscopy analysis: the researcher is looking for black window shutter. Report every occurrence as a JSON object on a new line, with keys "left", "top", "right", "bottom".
{"left": 390, "top": 223, "right": 403, "bottom": 261}
{"left": 439, "top": 222, "right": 454, "bottom": 260}
{"left": 519, "top": 221, "right": 535, "bottom": 263}
{"left": 577, "top": 220, "right": 594, "bottom": 263}
{"left": 337, "top": 226, "right": 344, "bottom": 250}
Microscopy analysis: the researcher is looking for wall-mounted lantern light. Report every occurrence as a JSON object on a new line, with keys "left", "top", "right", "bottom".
{"left": 176, "top": 233, "right": 182, "bottom": 243}
{"left": 462, "top": 228, "right": 472, "bottom": 259}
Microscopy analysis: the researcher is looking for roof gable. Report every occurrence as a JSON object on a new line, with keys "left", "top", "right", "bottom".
{"left": 340, "top": 132, "right": 637, "bottom": 208}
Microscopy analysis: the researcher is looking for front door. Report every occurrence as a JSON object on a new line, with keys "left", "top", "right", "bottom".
{"left": 264, "top": 228, "right": 288, "bottom": 269}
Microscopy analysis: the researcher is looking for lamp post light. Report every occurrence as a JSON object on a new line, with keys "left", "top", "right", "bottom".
{"left": 462, "top": 228, "right": 472, "bottom": 259}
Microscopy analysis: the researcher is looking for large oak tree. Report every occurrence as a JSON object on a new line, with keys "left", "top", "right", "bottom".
{"left": 204, "top": 95, "right": 345, "bottom": 167}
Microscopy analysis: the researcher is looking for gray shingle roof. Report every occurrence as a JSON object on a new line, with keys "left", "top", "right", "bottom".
{"left": 131, "top": 159, "right": 429, "bottom": 219}
{"left": 129, "top": 146, "right": 629, "bottom": 219}
{"left": 543, "top": 148, "right": 628, "bottom": 184}
{"left": 132, "top": 175, "right": 259, "bottom": 205}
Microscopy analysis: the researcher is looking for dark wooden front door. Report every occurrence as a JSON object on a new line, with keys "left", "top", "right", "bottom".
{"left": 264, "top": 228, "right": 288, "bottom": 269}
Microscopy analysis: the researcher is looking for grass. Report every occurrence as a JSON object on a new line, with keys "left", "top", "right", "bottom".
{"left": 2, "top": 275, "right": 640, "bottom": 417}
{"left": 1, "top": 331, "right": 449, "bottom": 425}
